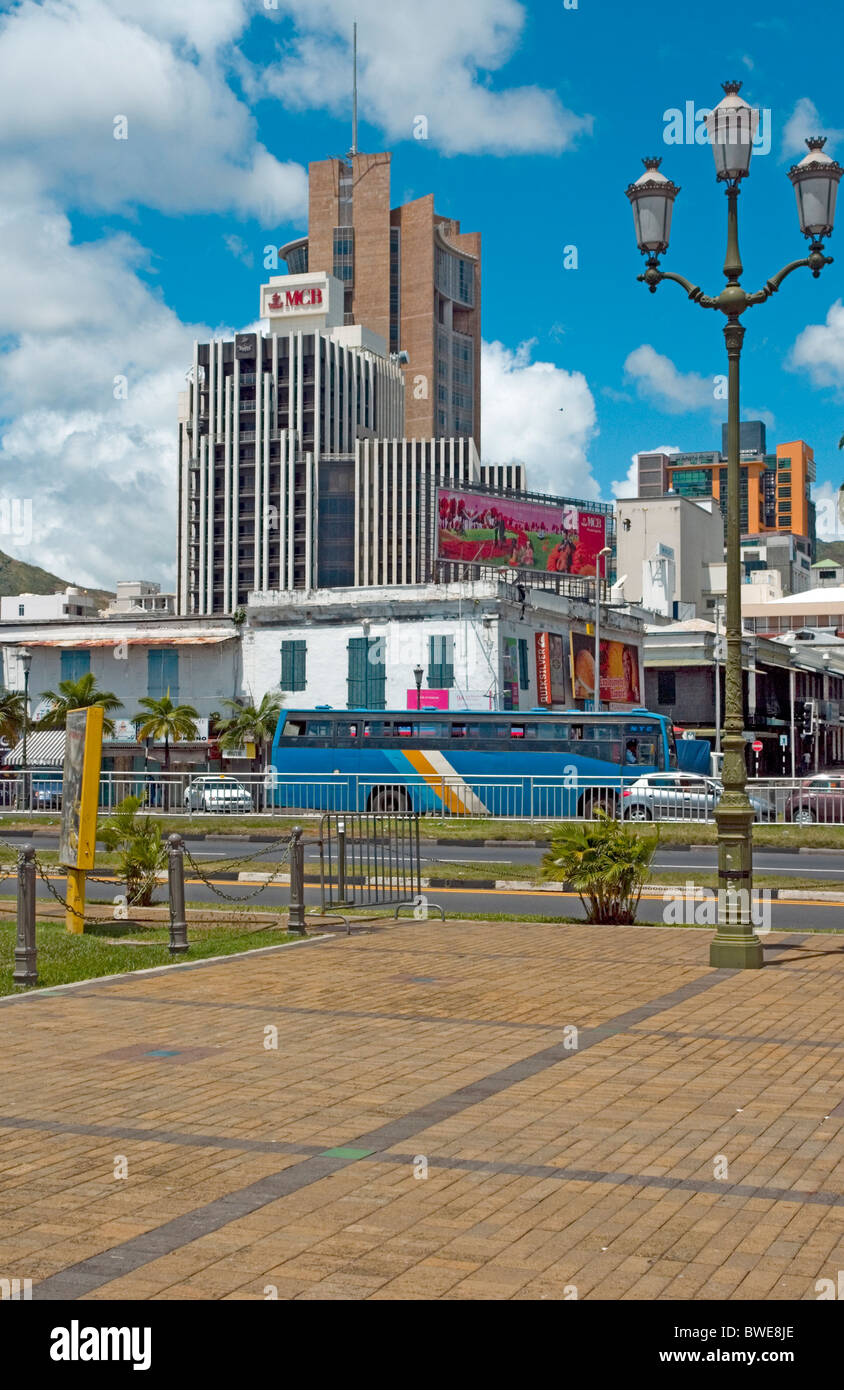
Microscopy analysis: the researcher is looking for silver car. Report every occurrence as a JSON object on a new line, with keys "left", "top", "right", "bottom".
{"left": 184, "top": 775, "right": 253, "bottom": 813}
{"left": 621, "top": 772, "right": 771, "bottom": 822}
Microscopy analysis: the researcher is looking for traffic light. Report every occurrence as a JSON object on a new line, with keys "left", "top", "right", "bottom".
{"left": 801, "top": 700, "right": 816, "bottom": 737}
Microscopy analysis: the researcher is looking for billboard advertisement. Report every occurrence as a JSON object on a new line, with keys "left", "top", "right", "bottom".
{"left": 437, "top": 488, "right": 607, "bottom": 576}
{"left": 570, "top": 632, "right": 642, "bottom": 707}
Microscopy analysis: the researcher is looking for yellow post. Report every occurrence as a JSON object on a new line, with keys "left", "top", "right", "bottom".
{"left": 66, "top": 868, "right": 86, "bottom": 935}
{"left": 59, "top": 705, "right": 104, "bottom": 934}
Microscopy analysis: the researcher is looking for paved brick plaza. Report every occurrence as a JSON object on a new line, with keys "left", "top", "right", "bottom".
{"left": 1, "top": 921, "right": 842, "bottom": 1301}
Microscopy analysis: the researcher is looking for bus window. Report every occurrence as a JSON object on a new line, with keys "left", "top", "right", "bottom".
{"left": 451, "top": 722, "right": 483, "bottom": 739}
{"left": 549, "top": 724, "right": 570, "bottom": 741}
{"left": 509, "top": 724, "right": 539, "bottom": 740}
{"left": 417, "top": 722, "right": 441, "bottom": 738}
{"left": 363, "top": 721, "right": 389, "bottom": 737}
{"left": 570, "top": 725, "right": 583, "bottom": 740}
{"left": 395, "top": 722, "right": 413, "bottom": 738}
{"left": 283, "top": 719, "right": 306, "bottom": 738}
{"left": 337, "top": 722, "right": 358, "bottom": 739}
{"left": 306, "top": 721, "right": 333, "bottom": 738}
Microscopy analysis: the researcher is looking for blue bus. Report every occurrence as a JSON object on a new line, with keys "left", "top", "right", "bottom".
{"left": 268, "top": 707, "right": 678, "bottom": 819}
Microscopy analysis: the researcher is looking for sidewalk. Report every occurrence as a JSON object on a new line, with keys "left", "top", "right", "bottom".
{"left": 0, "top": 920, "right": 842, "bottom": 1301}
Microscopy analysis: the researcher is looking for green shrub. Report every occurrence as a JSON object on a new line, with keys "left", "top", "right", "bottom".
{"left": 98, "top": 796, "right": 167, "bottom": 908}
{"left": 541, "top": 813, "right": 658, "bottom": 924}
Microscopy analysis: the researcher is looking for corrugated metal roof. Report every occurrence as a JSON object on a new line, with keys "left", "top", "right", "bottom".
{"left": 3, "top": 729, "right": 66, "bottom": 766}
{"left": 16, "top": 635, "right": 234, "bottom": 648}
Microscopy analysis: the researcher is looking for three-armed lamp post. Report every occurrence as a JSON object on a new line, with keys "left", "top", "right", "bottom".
{"left": 626, "top": 81, "right": 841, "bottom": 969}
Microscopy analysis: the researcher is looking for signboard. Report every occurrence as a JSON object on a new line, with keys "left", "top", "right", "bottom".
{"left": 570, "top": 632, "right": 642, "bottom": 706}
{"left": 111, "top": 719, "right": 137, "bottom": 743}
{"left": 59, "top": 706, "right": 104, "bottom": 871}
{"left": 779, "top": 734, "right": 789, "bottom": 748}
{"left": 751, "top": 740, "right": 763, "bottom": 753}
{"left": 260, "top": 273, "right": 337, "bottom": 325}
{"left": 437, "top": 488, "right": 607, "bottom": 577}
{"left": 406, "top": 689, "right": 449, "bottom": 710}
{"left": 548, "top": 633, "right": 567, "bottom": 705}
{"left": 535, "top": 633, "right": 551, "bottom": 705}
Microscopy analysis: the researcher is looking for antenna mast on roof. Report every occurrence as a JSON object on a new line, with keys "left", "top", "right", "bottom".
{"left": 349, "top": 21, "right": 358, "bottom": 158}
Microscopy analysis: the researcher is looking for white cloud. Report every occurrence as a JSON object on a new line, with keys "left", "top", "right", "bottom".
{"left": 612, "top": 445, "right": 681, "bottom": 501}
{"left": 624, "top": 345, "right": 718, "bottom": 414}
{"left": 0, "top": 0, "right": 307, "bottom": 223}
{"left": 257, "top": 0, "right": 593, "bottom": 156}
{"left": 0, "top": 181, "right": 215, "bottom": 588}
{"left": 790, "top": 299, "right": 844, "bottom": 390}
{"left": 224, "top": 234, "right": 255, "bottom": 268}
{"left": 481, "top": 339, "right": 599, "bottom": 498}
{"left": 780, "top": 97, "right": 844, "bottom": 161}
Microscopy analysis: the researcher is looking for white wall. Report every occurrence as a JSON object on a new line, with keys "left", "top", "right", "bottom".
{"left": 0, "top": 623, "right": 240, "bottom": 721}
{"left": 0, "top": 591, "right": 97, "bottom": 621}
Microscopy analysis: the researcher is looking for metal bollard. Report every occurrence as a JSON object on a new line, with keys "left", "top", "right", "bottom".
{"left": 167, "top": 833, "right": 189, "bottom": 955}
{"left": 288, "top": 826, "right": 306, "bottom": 935}
{"left": 13, "top": 844, "right": 37, "bottom": 987}
{"left": 337, "top": 817, "right": 346, "bottom": 902}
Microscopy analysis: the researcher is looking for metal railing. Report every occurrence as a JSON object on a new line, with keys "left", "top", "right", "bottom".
{"left": 2, "top": 770, "right": 844, "bottom": 824}
{"left": 317, "top": 813, "right": 443, "bottom": 926}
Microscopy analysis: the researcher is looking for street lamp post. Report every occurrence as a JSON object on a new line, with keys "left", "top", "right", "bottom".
{"left": 788, "top": 647, "right": 798, "bottom": 781}
{"left": 593, "top": 546, "right": 612, "bottom": 712}
{"left": 413, "top": 664, "right": 424, "bottom": 711}
{"left": 713, "top": 600, "right": 723, "bottom": 761}
{"left": 19, "top": 649, "right": 31, "bottom": 773}
{"left": 626, "top": 82, "right": 840, "bottom": 969}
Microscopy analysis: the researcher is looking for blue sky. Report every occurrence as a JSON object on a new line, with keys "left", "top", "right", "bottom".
{"left": 1, "top": 0, "right": 844, "bottom": 587}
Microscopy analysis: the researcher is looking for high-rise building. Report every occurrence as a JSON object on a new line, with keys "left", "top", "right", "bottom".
{"left": 635, "top": 423, "right": 816, "bottom": 554}
{"left": 177, "top": 272, "right": 404, "bottom": 613}
{"left": 279, "top": 151, "right": 481, "bottom": 449}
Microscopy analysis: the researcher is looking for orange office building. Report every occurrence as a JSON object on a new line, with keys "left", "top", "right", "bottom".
{"left": 280, "top": 150, "right": 481, "bottom": 450}
{"left": 637, "top": 423, "right": 816, "bottom": 547}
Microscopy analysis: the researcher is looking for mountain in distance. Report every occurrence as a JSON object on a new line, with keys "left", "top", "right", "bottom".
{"left": 0, "top": 547, "right": 113, "bottom": 609}
{"left": 814, "top": 538, "right": 844, "bottom": 569}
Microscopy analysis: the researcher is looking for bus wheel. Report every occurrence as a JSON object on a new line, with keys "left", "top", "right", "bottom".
{"left": 369, "top": 788, "right": 410, "bottom": 814}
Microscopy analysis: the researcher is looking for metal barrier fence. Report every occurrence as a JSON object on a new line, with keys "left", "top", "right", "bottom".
{"left": 317, "top": 813, "right": 443, "bottom": 924}
{"left": 3, "top": 769, "right": 844, "bottom": 824}
{"left": 9, "top": 825, "right": 310, "bottom": 987}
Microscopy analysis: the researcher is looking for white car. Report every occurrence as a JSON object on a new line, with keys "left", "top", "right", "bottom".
{"left": 184, "top": 775, "right": 253, "bottom": 813}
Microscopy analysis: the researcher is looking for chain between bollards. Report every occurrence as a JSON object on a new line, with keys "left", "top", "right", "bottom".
{"left": 167, "top": 833, "right": 189, "bottom": 955}
{"left": 288, "top": 826, "right": 306, "bottom": 935}
{"left": 13, "top": 844, "right": 37, "bottom": 987}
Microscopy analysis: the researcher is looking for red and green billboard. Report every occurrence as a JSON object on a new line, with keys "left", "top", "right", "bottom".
{"left": 437, "top": 488, "right": 607, "bottom": 576}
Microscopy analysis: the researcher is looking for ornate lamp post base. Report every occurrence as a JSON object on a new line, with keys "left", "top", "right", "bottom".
{"left": 709, "top": 796, "right": 763, "bottom": 969}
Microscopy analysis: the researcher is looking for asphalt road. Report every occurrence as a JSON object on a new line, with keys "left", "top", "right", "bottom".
{"left": 4, "top": 869, "right": 843, "bottom": 933}
{"left": 4, "top": 831, "right": 843, "bottom": 880}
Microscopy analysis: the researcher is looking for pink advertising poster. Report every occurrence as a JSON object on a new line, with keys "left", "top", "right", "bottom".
{"left": 406, "top": 689, "right": 449, "bottom": 710}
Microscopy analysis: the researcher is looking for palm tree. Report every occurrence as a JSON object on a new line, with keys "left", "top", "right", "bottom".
{"left": 132, "top": 692, "right": 199, "bottom": 770}
{"left": 0, "top": 689, "right": 26, "bottom": 750}
{"left": 38, "top": 672, "right": 122, "bottom": 735}
{"left": 215, "top": 692, "right": 283, "bottom": 771}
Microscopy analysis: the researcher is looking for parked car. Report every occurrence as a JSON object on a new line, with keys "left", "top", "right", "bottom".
{"left": 31, "top": 774, "right": 63, "bottom": 810}
{"left": 184, "top": 775, "right": 253, "bottom": 813}
{"left": 622, "top": 772, "right": 772, "bottom": 822}
{"left": 784, "top": 774, "right": 844, "bottom": 825}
